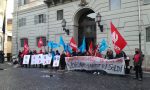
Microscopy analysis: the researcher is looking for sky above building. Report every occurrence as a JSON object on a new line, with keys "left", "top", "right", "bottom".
{"left": 6, "top": 0, "right": 14, "bottom": 19}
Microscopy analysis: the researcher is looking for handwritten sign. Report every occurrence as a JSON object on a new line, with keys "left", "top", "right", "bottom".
{"left": 53, "top": 55, "right": 60, "bottom": 67}
{"left": 65, "top": 56, "right": 125, "bottom": 75}
{"left": 23, "top": 55, "right": 30, "bottom": 64}
{"left": 42, "top": 54, "right": 52, "bottom": 65}
{"left": 37, "top": 54, "right": 44, "bottom": 64}
{"left": 31, "top": 55, "right": 37, "bottom": 65}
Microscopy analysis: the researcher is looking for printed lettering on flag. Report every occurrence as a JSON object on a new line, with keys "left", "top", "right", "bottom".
{"left": 110, "top": 22, "right": 127, "bottom": 54}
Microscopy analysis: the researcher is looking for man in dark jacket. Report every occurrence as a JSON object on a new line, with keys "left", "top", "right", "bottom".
{"left": 60, "top": 51, "right": 66, "bottom": 70}
{"left": 133, "top": 48, "right": 144, "bottom": 81}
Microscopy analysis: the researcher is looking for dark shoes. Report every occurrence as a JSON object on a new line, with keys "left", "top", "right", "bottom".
{"left": 138, "top": 78, "right": 142, "bottom": 81}
{"left": 133, "top": 77, "right": 142, "bottom": 81}
{"left": 133, "top": 77, "right": 138, "bottom": 79}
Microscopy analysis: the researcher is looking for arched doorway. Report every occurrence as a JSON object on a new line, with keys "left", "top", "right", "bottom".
{"left": 74, "top": 8, "right": 96, "bottom": 50}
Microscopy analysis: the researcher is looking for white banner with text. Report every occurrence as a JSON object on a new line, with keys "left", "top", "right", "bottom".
{"left": 65, "top": 56, "right": 125, "bottom": 75}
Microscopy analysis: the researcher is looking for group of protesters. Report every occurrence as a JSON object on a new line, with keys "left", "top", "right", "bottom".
{"left": 17, "top": 47, "right": 144, "bottom": 81}
{"left": 17, "top": 47, "right": 128, "bottom": 69}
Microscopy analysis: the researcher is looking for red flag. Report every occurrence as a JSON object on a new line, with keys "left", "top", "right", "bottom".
{"left": 110, "top": 22, "right": 127, "bottom": 54}
{"left": 23, "top": 39, "right": 29, "bottom": 55}
{"left": 88, "top": 41, "right": 93, "bottom": 55}
{"left": 38, "top": 37, "right": 44, "bottom": 48}
{"left": 94, "top": 44, "right": 99, "bottom": 55}
{"left": 69, "top": 37, "right": 77, "bottom": 51}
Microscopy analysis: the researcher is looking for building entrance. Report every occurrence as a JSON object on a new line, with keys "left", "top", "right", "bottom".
{"left": 77, "top": 9, "right": 96, "bottom": 50}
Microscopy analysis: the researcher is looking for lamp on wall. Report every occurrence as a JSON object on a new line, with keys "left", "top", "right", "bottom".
{"left": 96, "top": 12, "right": 103, "bottom": 32}
{"left": 44, "top": 0, "right": 53, "bottom": 8}
{"left": 62, "top": 19, "right": 69, "bottom": 35}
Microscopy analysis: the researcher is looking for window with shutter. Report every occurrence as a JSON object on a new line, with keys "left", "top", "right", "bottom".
{"left": 146, "top": 27, "right": 150, "bottom": 42}
{"left": 144, "top": 0, "right": 150, "bottom": 4}
{"left": 57, "top": 10, "right": 63, "bottom": 20}
{"left": 109, "top": 0, "right": 121, "bottom": 10}
{"left": 43, "top": 14, "right": 46, "bottom": 23}
{"left": 34, "top": 14, "right": 46, "bottom": 24}
{"left": 18, "top": 18, "right": 26, "bottom": 27}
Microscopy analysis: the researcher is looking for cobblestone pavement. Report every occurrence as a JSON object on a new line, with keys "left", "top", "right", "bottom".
{"left": 0, "top": 63, "right": 150, "bottom": 90}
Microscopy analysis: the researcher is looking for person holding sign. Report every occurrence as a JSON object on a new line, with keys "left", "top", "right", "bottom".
{"left": 38, "top": 50, "right": 44, "bottom": 68}
{"left": 28, "top": 50, "right": 33, "bottom": 68}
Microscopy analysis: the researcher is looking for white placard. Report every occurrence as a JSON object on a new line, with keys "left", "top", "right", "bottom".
{"left": 31, "top": 55, "right": 37, "bottom": 65}
{"left": 23, "top": 55, "right": 30, "bottom": 64}
{"left": 53, "top": 55, "right": 60, "bottom": 67}
{"left": 37, "top": 54, "right": 44, "bottom": 64}
{"left": 42, "top": 54, "right": 52, "bottom": 65}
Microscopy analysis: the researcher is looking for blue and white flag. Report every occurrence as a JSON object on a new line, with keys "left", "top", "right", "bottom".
{"left": 99, "top": 39, "right": 108, "bottom": 53}
{"left": 59, "top": 36, "right": 65, "bottom": 49}
{"left": 48, "top": 41, "right": 60, "bottom": 49}
{"left": 79, "top": 37, "right": 86, "bottom": 53}
{"left": 64, "top": 44, "right": 72, "bottom": 54}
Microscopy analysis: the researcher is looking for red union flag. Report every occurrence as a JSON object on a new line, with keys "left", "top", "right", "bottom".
{"left": 23, "top": 39, "right": 29, "bottom": 55}
{"left": 69, "top": 37, "right": 77, "bottom": 51}
{"left": 38, "top": 37, "right": 44, "bottom": 48}
{"left": 110, "top": 22, "right": 127, "bottom": 54}
{"left": 88, "top": 41, "right": 93, "bottom": 55}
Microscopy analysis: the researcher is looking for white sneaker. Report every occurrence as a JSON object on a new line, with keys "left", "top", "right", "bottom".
{"left": 93, "top": 72, "right": 97, "bottom": 74}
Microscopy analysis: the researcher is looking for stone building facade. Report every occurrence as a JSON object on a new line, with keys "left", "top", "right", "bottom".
{"left": 0, "top": 0, "right": 7, "bottom": 51}
{"left": 12, "top": 0, "right": 150, "bottom": 69}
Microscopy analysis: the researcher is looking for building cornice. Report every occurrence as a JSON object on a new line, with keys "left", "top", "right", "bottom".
{"left": 13, "top": 0, "right": 79, "bottom": 14}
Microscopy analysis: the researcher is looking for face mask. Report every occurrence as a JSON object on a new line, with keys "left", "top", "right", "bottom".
{"left": 135, "top": 51, "right": 139, "bottom": 54}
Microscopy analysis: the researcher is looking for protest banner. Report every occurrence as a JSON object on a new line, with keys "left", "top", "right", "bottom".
{"left": 23, "top": 55, "right": 30, "bottom": 64}
{"left": 65, "top": 56, "right": 125, "bottom": 75}
{"left": 53, "top": 55, "right": 60, "bottom": 67}
{"left": 31, "top": 55, "right": 37, "bottom": 65}
{"left": 42, "top": 54, "right": 52, "bottom": 65}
